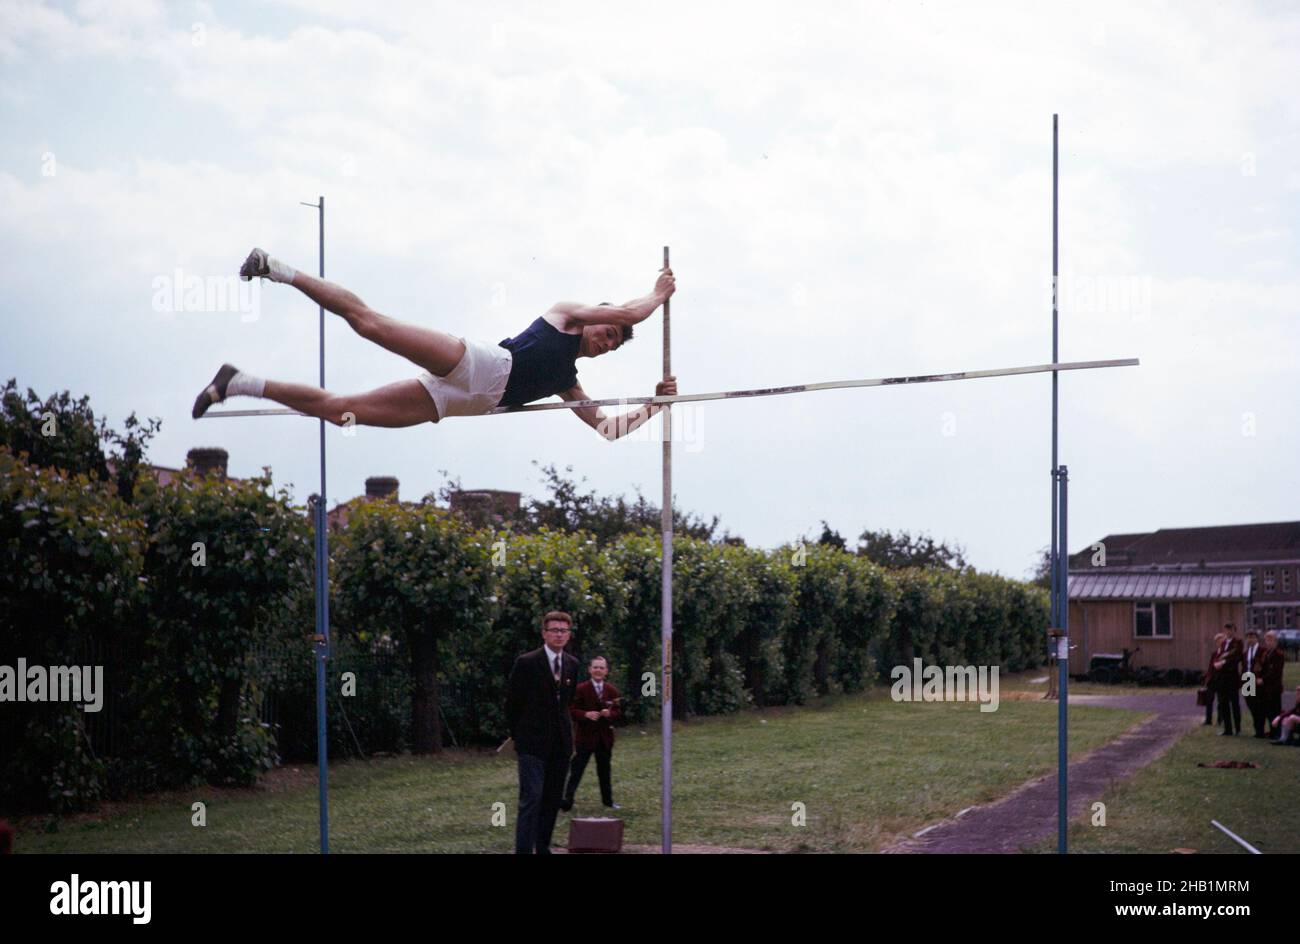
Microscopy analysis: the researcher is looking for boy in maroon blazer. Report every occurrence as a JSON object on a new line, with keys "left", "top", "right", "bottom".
{"left": 560, "top": 655, "right": 622, "bottom": 811}
{"left": 1203, "top": 631, "right": 1225, "bottom": 725}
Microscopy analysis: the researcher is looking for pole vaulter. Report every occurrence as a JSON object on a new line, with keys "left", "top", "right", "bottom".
{"left": 199, "top": 117, "right": 1140, "bottom": 853}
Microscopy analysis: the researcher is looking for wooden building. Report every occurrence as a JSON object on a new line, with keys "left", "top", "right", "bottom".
{"left": 1066, "top": 569, "right": 1250, "bottom": 675}
{"left": 1069, "top": 521, "right": 1300, "bottom": 635}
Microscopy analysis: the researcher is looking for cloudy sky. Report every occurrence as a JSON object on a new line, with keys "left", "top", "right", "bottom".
{"left": 3, "top": 0, "right": 1297, "bottom": 577}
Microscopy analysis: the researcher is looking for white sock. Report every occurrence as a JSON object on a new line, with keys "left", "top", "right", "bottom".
{"left": 266, "top": 256, "right": 297, "bottom": 284}
{"left": 226, "top": 371, "right": 265, "bottom": 399}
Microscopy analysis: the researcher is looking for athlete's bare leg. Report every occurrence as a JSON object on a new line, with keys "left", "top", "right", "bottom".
{"left": 263, "top": 378, "right": 439, "bottom": 427}
{"left": 288, "top": 272, "right": 466, "bottom": 377}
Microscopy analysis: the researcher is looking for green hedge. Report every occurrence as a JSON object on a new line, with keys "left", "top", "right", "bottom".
{"left": 0, "top": 447, "right": 311, "bottom": 812}
{"left": 0, "top": 447, "right": 143, "bottom": 811}
{"left": 1, "top": 445, "right": 1049, "bottom": 812}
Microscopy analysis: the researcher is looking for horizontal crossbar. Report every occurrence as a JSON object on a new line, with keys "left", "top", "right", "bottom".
{"left": 199, "top": 357, "right": 1138, "bottom": 418}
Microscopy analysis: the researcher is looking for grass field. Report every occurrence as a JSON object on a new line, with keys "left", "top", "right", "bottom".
{"left": 1002, "top": 659, "right": 1300, "bottom": 699}
{"left": 1000, "top": 670, "right": 1188, "bottom": 698}
{"left": 1039, "top": 659, "right": 1300, "bottom": 854}
{"left": 15, "top": 689, "right": 1145, "bottom": 854}
{"left": 1041, "top": 721, "right": 1300, "bottom": 854}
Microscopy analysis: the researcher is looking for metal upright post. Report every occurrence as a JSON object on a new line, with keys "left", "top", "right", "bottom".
{"left": 660, "top": 245, "right": 673, "bottom": 855}
{"left": 302, "top": 195, "right": 330, "bottom": 856}
{"left": 1048, "top": 116, "right": 1069, "bottom": 855}
{"left": 1057, "top": 464, "right": 1069, "bottom": 854}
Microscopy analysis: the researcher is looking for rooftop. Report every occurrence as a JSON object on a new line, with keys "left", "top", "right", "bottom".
{"left": 1068, "top": 568, "right": 1252, "bottom": 601}
{"left": 1071, "top": 521, "right": 1300, "bottom": 568}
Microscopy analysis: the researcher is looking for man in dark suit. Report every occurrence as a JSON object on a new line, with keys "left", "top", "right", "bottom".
{"left": 1213, "top": 622, "right": 1243, "bottom": 736}
{"left": 1242, "top": 630, "right": 1267, "bottom": 738}
{"left": 506, "top": 610, "right": 579, "bottom": 854}
{"left": 1259, "top": 630, "right": 1286, "bottom": 738}
{"left": 561, "top": 655, "right": 622, "bottom": 811}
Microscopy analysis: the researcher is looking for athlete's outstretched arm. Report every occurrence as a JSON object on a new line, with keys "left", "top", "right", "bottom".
{"left": 559, "top": 377, "right": 677, "bottom": 441}
{"left": 550, "top": 267, "right": 676, "bottom": 329}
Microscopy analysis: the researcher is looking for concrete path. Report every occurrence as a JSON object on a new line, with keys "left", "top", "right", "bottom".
{"left": 885, "top": 691, "right": 1206, "bottom": 854}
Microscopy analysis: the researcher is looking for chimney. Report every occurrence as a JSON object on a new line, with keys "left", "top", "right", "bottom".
{"left": 187, "top": 447, "right": 229, "bottom": 480}
{"left": 365, "top": 476, "right": 399, "bottom": 501}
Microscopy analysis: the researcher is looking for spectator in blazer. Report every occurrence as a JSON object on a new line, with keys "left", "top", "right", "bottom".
{"left": 1204, "top": 631, "right": 1225, "bottom": 726}
{"left": 1242, "top": 630, "right": 1267, "bottom": 738}
{"left": 560, "top": 655, "right": 622, "bottom": 812}
{"left": 506, "top": 610, "right": 579, "bottom": 854}
{"left": 1269, "top": 685, "right": 1300, "bottom": 745}
{"left": 1259, "top": 630, "right": 1286, "bottom": 737}
{"left": 1213, "top": 622, "right": 1243, "bottom": 736}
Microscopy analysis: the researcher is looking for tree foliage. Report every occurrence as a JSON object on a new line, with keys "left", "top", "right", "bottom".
{"left": 0, "top": 378, "right": 160, "bottom": 502}
{"left": 855, "top": 527, "right": 968, "bottom": 570}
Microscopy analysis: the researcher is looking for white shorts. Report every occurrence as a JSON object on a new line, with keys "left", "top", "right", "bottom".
{"left": 416, "top": 337, "right": 513, "bottom": 422}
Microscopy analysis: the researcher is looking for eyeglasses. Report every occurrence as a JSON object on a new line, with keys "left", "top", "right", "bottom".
{"left": 544, "top": 627, "right": 571, "bottom": 634}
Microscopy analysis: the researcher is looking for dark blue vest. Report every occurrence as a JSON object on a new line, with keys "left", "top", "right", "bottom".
{"left": 497, "top": 317, "right": 581, "bottom": 407}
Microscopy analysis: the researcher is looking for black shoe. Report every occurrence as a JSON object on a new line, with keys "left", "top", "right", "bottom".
{"left": 604, "top": 802, "right": 621, "bottom": 811}
{"left": 1270, "top": 739, "right": 1288, "bottom": 746}
{"left": 1217, "top": 731, "right": 1234, "bottom": 736}
{"left": 558, "top": 798, "right": 573, "bottom": 813}
{"left": 192, "top": 364, "right": 239, "bottom": 419}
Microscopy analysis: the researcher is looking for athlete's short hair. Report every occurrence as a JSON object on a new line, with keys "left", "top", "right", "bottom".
{"left": 598, "top": 303, "right": 633, "bottom": 346}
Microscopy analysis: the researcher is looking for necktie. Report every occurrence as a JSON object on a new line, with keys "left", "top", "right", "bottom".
{"left": 552, "top": 655, "right": 560, "bottom": 681}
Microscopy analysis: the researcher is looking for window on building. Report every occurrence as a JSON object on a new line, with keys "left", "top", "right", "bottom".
{"left": 1251, "top": 608, "right": 1261, "bottom": 629}
{"left": 1285, "top": 608, "right": 1294, "bottom": 629}
{"left": 1266, "top": 608, "right": 1277, "bottom": 629}
{"left": 1284, "top": 569, "right": 1293, "bottom": 594}
{"left": 1264, "top": 569, "right": 1275, "bottom": 593}
{"left": 1135, "top": 601, "right": 1172, "bottom": 638}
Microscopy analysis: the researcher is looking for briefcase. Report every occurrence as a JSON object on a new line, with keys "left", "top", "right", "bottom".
{"left": 1195, "top": 687, "right": 1210, "bottom": 707}
{"left": 567, "top": 817, "right": 624, "bottom": 853}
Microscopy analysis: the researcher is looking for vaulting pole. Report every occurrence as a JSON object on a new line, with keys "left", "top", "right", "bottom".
{"left": 660, "top": 245, "right": 673, "bottom": 855}
{"left": 1211, "top": 819, "right": 1262, "bottom": 855}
